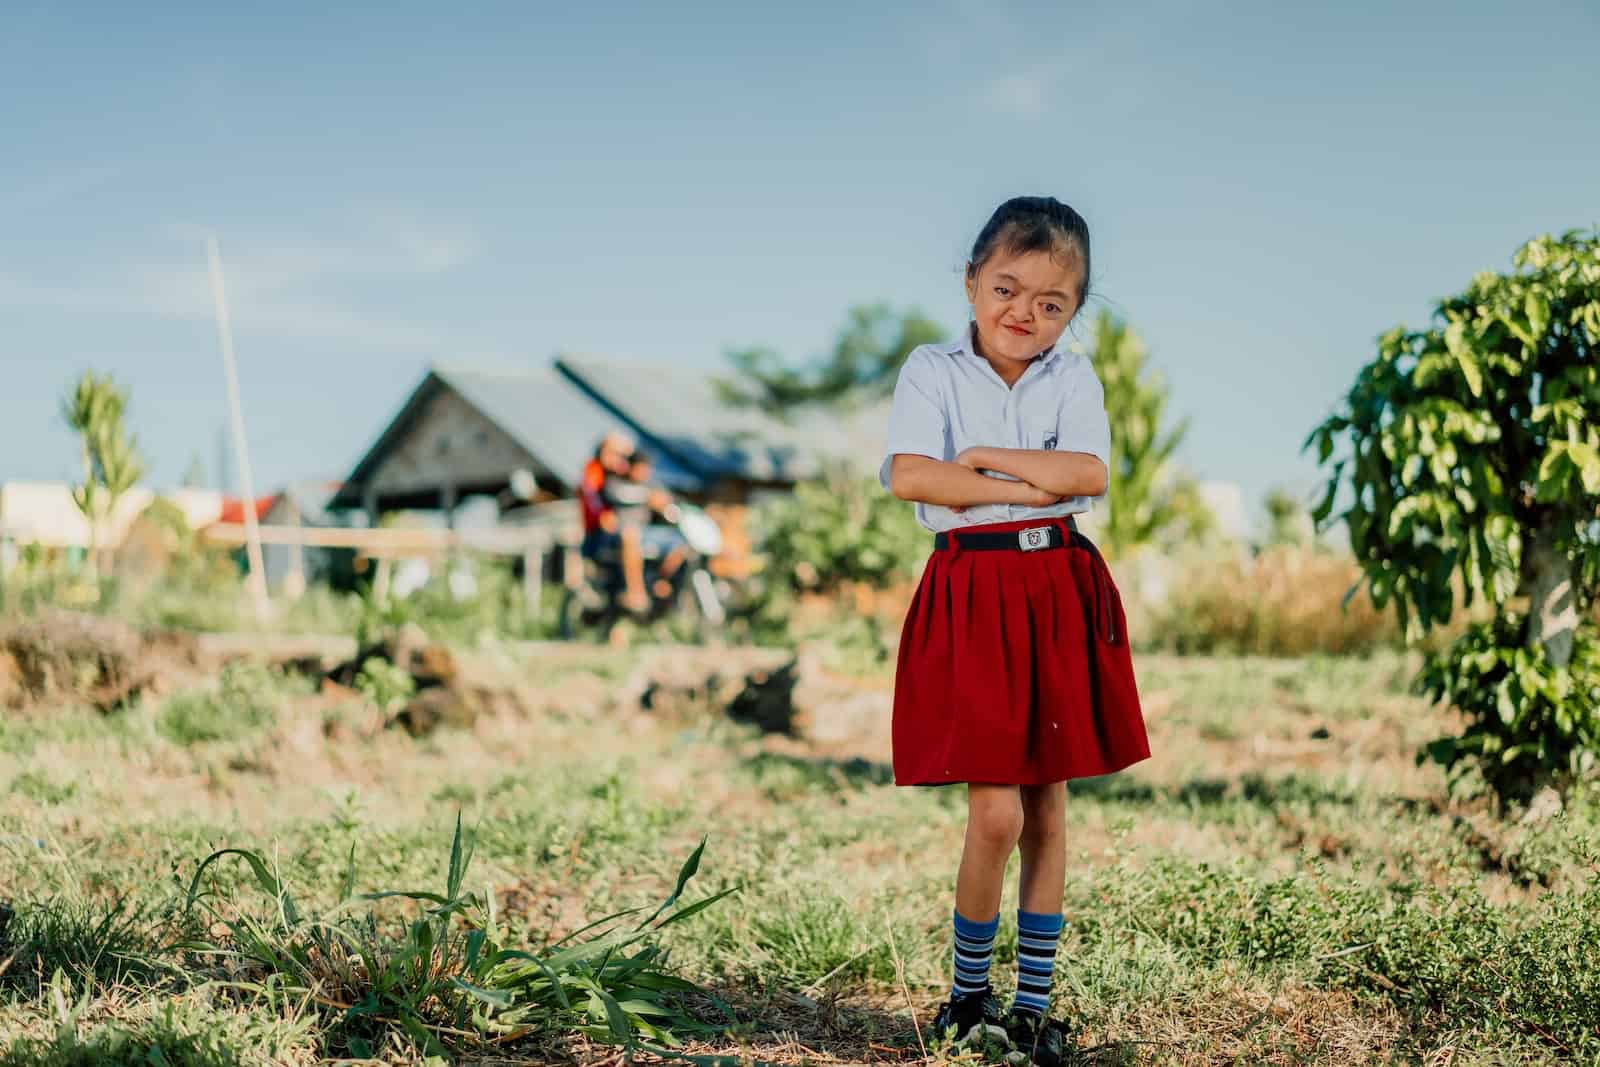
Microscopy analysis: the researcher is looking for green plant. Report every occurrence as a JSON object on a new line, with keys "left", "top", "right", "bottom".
{"left": 754, "top": 467, "right": 927, "bottom": 596}
{"left": 179, "top": 815, "right": 737, "bottom": 1058}
{"left": 0, "top": 896, "right": 187, "bottom": 998}
{"left": 354, "top": 657, "right": 417, "bottom": 718}
{"left": 1092, "top": 310, "right": 1214, "bottom": 559}
{"left": 1308, "top": 229, "right": 1600, "bottom": 804}
{"left": 1417, "top": 614, "right": 1600, "bottom": 792}
{"left": 60, "top": 371, "right": 145, "bottom": 580}
{"left": 155, "top": 663, "right": 285, "bottom": 746}
{"left": 717, "top": 303, "right": 944, "bottom": 417}
{"left": 737, "top": 467, "right": 927, "bottom": 647}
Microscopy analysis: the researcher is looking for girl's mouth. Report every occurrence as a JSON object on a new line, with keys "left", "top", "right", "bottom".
{"left": 1003, "top": 324, "right": 1030, "bottom": 336}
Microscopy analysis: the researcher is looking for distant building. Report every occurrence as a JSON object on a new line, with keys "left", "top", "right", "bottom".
{"left": 0, "top": 481, "right": 225, "bottom": 553}
{"left": 328, "top": 358, "right": 887, "bottom": 523}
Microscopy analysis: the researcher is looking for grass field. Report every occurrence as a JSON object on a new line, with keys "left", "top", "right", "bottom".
{"left": 2, "top": 646, "right": 1598, "bottom": 1065}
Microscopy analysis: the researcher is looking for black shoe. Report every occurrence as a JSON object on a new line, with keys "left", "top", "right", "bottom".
{"left": 1002, "top": 1007, "right": 1074, "bottom": 1067}
{"left": 928, "top": 986, "right": 1010, "bottom": 1055}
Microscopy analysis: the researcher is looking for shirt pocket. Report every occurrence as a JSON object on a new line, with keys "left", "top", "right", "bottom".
{"left": 1026, "top": 413, "right": 1060, "bottom": 452}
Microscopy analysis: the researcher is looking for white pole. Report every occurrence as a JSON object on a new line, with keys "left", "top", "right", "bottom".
{"left": 207, "top": 235, "right": 270, "bottom": 618}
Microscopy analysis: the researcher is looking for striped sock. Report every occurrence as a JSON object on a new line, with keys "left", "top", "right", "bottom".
{"left": 950, "top": 907, "right": 999, "bottom": 999}
{"left": 1013, "top": 908, "right": 1064, "bottom": 1017}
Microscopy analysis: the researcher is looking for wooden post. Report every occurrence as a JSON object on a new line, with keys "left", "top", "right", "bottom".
{"left": 373, "top": 557, "right": 393, "bottom": 604}
{"left": 522, "top": 545, "right": 542, "bottom": 616}
{"left": 441, "top": 482, "right": 458, "bottom": 529}
{"left": 283, "top": 494, "right": 307, "bottom": 601}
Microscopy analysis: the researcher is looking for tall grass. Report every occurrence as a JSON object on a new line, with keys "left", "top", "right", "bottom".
{"left": 1137, "top": 546, "right": 1403, "bottom": 656}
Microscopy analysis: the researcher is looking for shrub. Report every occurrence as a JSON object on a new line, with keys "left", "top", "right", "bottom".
{"left": 155, "top": 663, "right": 286, "bottom": 746}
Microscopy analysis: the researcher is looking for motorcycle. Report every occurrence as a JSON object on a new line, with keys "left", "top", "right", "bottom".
{"left": 558, "top": 503, "right": 727, "bottom": 641}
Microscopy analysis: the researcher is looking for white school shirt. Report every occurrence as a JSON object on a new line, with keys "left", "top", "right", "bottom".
{"left": 878, "top": 323, "right": 1112, "bottom": 534}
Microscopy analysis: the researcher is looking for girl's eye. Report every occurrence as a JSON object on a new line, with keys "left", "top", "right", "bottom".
{"left": 993, "top": 286, "right": 1011, "bottom": 297}
{"left": 1042, "top": 303, "right": 1061, "bottom": 315}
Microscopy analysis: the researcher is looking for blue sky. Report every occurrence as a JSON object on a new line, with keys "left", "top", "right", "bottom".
{"left": 3, "top": 1, "right": 1597, "bottom": 516}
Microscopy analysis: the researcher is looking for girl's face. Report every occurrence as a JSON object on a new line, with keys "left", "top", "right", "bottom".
{"left": 964, "top": 246, "right": 1083, "bottom": 370}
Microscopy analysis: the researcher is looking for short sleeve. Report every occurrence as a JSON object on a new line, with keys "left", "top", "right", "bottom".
{"left": 1056, "top": 356, "right": 1112, "bottom": 500}
{"left": 877, "top": 348, "right": 949, "bottom": 491}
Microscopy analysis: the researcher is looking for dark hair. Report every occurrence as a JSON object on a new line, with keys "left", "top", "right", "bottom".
{"left": 966, "top": 196, "right": 1091, "bottom": 315}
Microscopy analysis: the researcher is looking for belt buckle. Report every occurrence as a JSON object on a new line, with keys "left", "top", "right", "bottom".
{"left": 1017, "top": 526, "right": 1051, "bottom": 552}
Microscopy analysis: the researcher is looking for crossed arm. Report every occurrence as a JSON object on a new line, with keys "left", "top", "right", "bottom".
{"left": 887, "top": 447, "right": 1109, "bottom": 509}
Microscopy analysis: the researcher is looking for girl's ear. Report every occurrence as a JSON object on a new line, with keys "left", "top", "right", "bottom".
{"left": 963, "top": 265, "right": 977, "bottom": 306}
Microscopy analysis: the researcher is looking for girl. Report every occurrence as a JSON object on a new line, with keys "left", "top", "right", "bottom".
{"left": 880, "top": 196, "right": 1149, "bottom": 1067}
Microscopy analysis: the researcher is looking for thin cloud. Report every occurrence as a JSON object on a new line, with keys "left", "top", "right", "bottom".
{"left": 982, "top": 66, "right": 1061, "bottom": 118}
{"left": 0, "top": 218, "right": 481, "bottom": 351}
{"left": 1, "top": 163, "right": 125, "bottom": 220}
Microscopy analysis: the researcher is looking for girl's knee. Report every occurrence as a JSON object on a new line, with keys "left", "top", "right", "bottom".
{"left": 968, "top": 792, "right": 1024, "bottom": 849}
{"left": 1018, "top": 785, "right": 1066, "bottom": 846}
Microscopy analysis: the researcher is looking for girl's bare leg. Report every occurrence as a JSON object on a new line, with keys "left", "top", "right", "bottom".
{"left": 1016, "top": 781, "right": 1068, "bottom": 913}
{"left": 956, "top": 784, "right": 1024, "bottom": 920}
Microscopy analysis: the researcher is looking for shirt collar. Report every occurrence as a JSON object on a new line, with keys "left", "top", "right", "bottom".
{"left": 957, "top": 321, "right": 1066, "bottom": 370}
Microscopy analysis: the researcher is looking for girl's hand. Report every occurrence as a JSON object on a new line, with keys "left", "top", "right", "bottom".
{"left": 1020, "top": 484, "right": 1064, "bottom": 508}
{"left": 954, "top": 447, "right": 989, "bottom": 471}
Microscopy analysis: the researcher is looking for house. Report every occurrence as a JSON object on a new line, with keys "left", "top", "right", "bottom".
{"left": 329, "top": 358, "right": 886, "bottom": 524}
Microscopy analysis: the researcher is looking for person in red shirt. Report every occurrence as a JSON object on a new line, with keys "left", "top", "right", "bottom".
{"left": 578, "top": 431, "right": 650, "bottom": 613}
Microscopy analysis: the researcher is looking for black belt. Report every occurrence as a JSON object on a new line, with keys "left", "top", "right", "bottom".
{"left": 934, "top": 516, "right": 1079, "bottom": 552}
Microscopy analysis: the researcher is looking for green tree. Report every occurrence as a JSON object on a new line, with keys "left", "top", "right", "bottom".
{"left": 717, "top": 303, "right": 944, "bottom": 418}
{"left": 1306, "top": 229, "right": 1600, "bottom": 805}
{"left": 61, "top": 370, "right": 145, "bottom": 578}
{"left": 1262, "top": 486, "right": 1311, "bottom": 549}
{"left": 1093, "top": 310, "right": 1212, "bottom": 559}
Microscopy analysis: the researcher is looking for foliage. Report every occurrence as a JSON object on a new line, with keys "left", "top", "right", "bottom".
{"left": 155, "top": 663, "right": 291, "bottom": 746}
{"left": 734, "top": 470, "right": 925, "bottom": 646}
{"left": 1091, "top": 310, "right": 1213, "bottom": 559}
{"left": 354, "top": 657, "right": 418, "bottom": 718}
{"left": 1261, "top": 485, "right": 1314, "bottom": 549}
{"left": 751, "top": 467, "right": 927, "bottom": 598}
{"left": 357, "top": 555, "right": 556, "bottom": 646}
{"left": 1308, "top": 229, "right": 1600, "bottom": 802}
{"left": 179, "top": 816, "right": 735, "bottom": 1059}
{"left": 59, "top": 371, "right": 145, "bottom": 577}
{"left": 716, "top": 303, "right": 944, "bottom": 417}
{"left": 1417, "top": 615, "right": 1600, "bottom": 801}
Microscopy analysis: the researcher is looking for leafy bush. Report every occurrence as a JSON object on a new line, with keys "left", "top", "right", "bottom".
{"left": 1417, "top": 615, "right": 1600, "bottom": 801}
{"left": 354, "top": 657, "right": 417, "bottom": 718}
{"left": 1307, "top": 229, "right": 1600, "bottom": 803}
{"left": 739, "top": 467, "right": 926, "bottom": 645}
{"left": 755, "top": 468, "right": 928, "bottom": 595}
{"left": 155, "top": 663, "right": 288, "bottom": 746}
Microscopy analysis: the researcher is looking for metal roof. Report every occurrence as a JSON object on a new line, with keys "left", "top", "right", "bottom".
{"left": 333, "top": 357, "right": 885, "bottom": 511}
{"left": 555, "top": 355, "right": 825, "bottom": 483}
{"left": 435, "top": 364, "right": 693, "bottom": 489}
{"left": 331, "top": 364, "right": 702, "bottom": 509}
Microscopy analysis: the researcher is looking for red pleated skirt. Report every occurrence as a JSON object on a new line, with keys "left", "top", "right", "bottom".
{"left": 892, "top": 517, "right": 1150, "bottom": 787}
